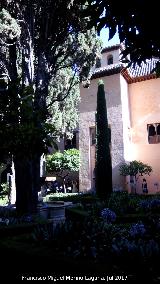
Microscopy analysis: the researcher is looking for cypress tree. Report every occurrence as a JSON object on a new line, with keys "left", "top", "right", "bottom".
{"left": 95, "top": 80, "right": 112, "bottom": 198}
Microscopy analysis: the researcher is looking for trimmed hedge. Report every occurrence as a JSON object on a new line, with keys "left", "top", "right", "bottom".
{"left": 116, "top": 213, "right": 160, "bottom": 224}
{"left": 44, "top": 193, "right": 99, "bottom": 204}
{"left": 0, "top": 220, "right": 53, "bottom": 238}
{"left": 65, "top": 207, "right": 89, "bottom": 221}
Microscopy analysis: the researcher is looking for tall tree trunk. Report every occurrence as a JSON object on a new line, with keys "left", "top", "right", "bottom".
{"left": 14, "top": 156, "right": 33, "bottom": 215}
{"left": 13, "top": 2, "right": 42, "bottom": 216}
{"left": 32, "top": 153, "right": 41, "bottom": 213}
{"left": 14, "top": 153, "right": 40, "bottom": 216}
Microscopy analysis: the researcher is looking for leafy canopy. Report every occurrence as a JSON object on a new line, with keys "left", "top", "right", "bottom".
{"left": 0, "top": 5, "right": 102, "bottom": 158}
{"left": 46, "top": 149, "right": 80, "bottom": 175}
{"left": 85, "top": 1, "right": 160, "bottom": 68}
{"left": 0, "top": 1, "right": 101, "bottom": 214}
{"left": 119, "top": 160, "right": 152, "bottom": 180}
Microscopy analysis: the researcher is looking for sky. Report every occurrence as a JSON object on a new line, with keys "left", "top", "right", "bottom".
{"left": 99, "top": 28, "right": 120, "bottom": 47}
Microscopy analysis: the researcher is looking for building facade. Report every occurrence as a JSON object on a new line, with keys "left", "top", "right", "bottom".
{"left": 79, "top": 44, "right": 160, "bottom": 194}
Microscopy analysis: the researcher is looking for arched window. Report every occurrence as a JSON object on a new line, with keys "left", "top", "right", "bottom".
{"left": 147, "top": 124, "right": 159, "bottom": 144}
{"left": 148, "top": 124, "right": 156, "bottom": 136}
{"left": 107, "top": 54, "right": 113, "bottom": 65}
{"left": 157, "top": 124, "right": 160, "bottom": 135}
{"left": 157, "top": 124, "right": 160, "bottom": 142}
{"left": 95, "top": 57, "right": 101, "bottom": 68}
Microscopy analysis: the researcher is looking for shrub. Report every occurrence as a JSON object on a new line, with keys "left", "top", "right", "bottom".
{"left": 0, "top": 195, "right": 8, "bottom": 206}
{"left": 1, "top": 183, "right": 10, "bottom": 195}
{"left": 44, "top": 192, "right": 99, "bottom": 204}
{"left": 138, "top": 198, "right": 160, "bottom": 214}
{"left": 46, "top": 149, "right": 80, "bottom": 193}
{"left": 119, "top": 160, "right": 152, "bottom": 194}
{"left": 107, "top": 191, "right": 129, "bottom": 215}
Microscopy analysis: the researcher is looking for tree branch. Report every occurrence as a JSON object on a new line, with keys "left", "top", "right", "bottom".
{"left": 47, "top": 70, "right": 77, "bottom": 108}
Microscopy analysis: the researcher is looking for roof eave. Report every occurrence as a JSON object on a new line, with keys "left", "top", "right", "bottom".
{"left": 91, "top": 66, "right": 123, "bottom": 79}
{"left": 101, "top": 44, "right": 122, "bottom": 54}
{"left": 121, "top": 68, "right": 157, "bottom": 84}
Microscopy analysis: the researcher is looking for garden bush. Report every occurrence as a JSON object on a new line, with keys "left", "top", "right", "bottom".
{"left": 0, "top": 195, "right": 9, "bottom": 206}
{"left": 0, "top": 183, "right": 10, "bottom": 206}
{"left": 65, "top": 206, "right": 89, "bottom": 222}
{"left": 44, "top": 192, "right": 99, "bottom": 204}
{"left": 106, "top": 191, "right": 130, "bottom": 215}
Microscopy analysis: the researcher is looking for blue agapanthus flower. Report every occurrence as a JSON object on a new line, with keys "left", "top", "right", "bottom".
{"left": 101, "top": 208, "right": 116, "bottom": 223}
{"left": 139, "top": 200, "right": 150, "bottom": 211}
{"left": 129, "top": 222, "right": 146, "bottom": 237}
{"left": 150, "top": 199, "right": 160, "bottom": 210}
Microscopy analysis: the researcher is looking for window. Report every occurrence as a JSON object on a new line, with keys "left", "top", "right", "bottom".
{"left": 148, "top": 123, "right": 160, "bottom": 144}
{"left": 64, "top": 132, "right": 77, "bottom": 150}
{"left": 107, "top": 54, "right": 113, "bottom": 65}
{"left": 90, "top": 127, "right": 96, "bottom": 145}
{"left": 95, "top": 57, "right": 101, "bottom": 68}
{"left": 90, "top": 126, "right": 111, "bottom": 146}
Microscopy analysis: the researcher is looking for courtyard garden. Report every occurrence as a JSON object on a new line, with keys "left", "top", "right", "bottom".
{"left": 0, "top": 191, "right": 160, "bottom": 282}
{"left": 1, "top": 2, "right": 160, "bottom": 283}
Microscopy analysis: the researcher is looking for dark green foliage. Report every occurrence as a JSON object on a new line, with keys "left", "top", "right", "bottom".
{"left": 0, "top": 3, "right": 101, "bottom": 215}
{"left": 119, "top": 160, "right": 152, "bottom": 179}
{"left": 46, "top": 149, "right": 80, "bottom": 175}
{"left": 45, "top": 192, "right": 98, "bottom": 203}
{"left": 107, "top": 191, "right": 129, "bottom": 215}
{"left": 95, "top": 80, "right": 112, "bottom": 198}
{"left": 46, "top": 149, "right": 80, "bottom": 193}
{"left": 0, "top": 223, "right": 36, "bottom": 237}
{"left": 119, "top": 160, "right": 152, "bottom": 193}
{"left": 85, "top": 1, "right": 160, "bottom": 70}
{"left": 65, "top": 207, "right": 89, "bottom": 222}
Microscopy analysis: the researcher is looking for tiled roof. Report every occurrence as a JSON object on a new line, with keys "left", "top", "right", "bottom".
{"left": 91, "top": 42, "right": 159, "bottom": 82}
{"left": 91, "top": 58, "right": 158, "bottom": 82}
{"left": 128, "top": 59, "right": 158, "bottom": 78}
{"left": 121, "top": 58, "right": 158, "bottom": 83}
{"left": 91, "top": 63, "right": 124, "bottom": 79}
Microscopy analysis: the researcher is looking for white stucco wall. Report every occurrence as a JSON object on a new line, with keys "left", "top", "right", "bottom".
{"left": 129, "top": 77, "right": 160, "bottom": 193}
{"left": 101, "top": 49, "right": 121, "bottom": 67}
{"left": 120, "top": 74, "right": 132, "bottom": 161}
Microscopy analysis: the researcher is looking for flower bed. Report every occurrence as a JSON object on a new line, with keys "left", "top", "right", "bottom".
{"left": 0, "top": 191, "right": 160, "bottom": 281}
